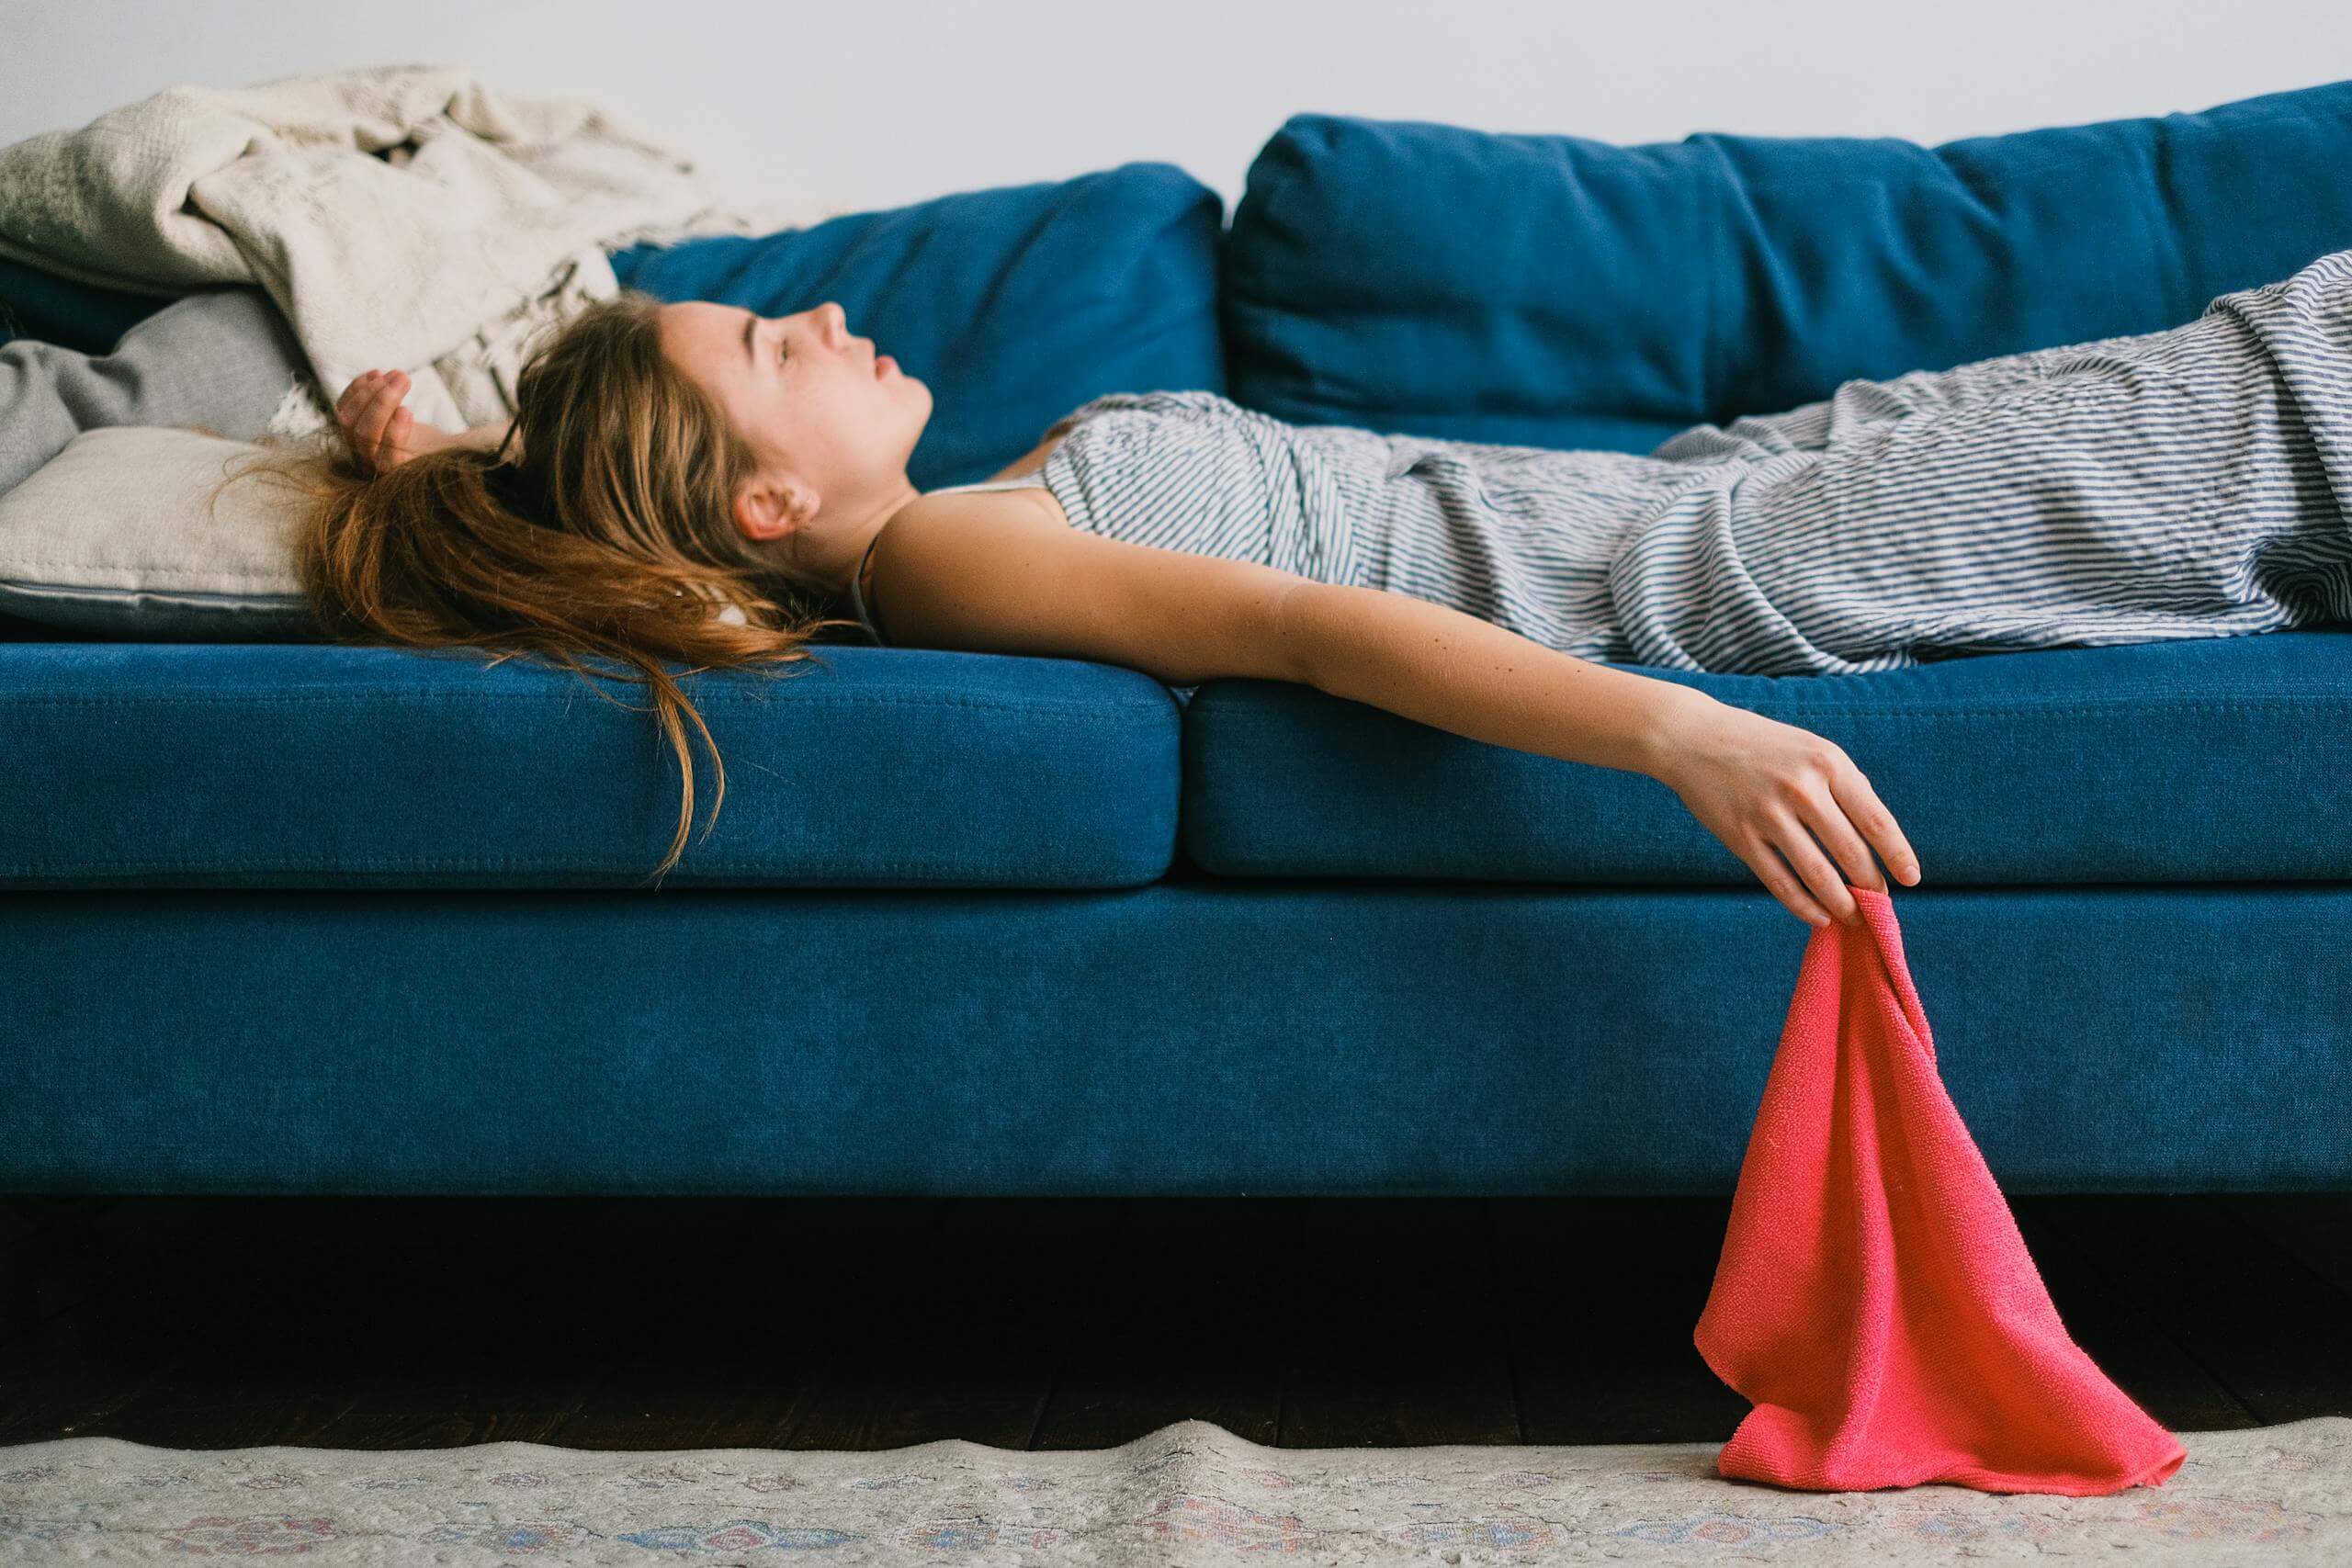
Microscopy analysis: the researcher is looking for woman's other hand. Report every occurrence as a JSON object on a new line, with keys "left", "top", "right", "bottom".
{"left": 1647, "top": 691, "right": 1922, "bottom": 930}
{"left": 334, "top": 369, "right": 460, "bottom": 474}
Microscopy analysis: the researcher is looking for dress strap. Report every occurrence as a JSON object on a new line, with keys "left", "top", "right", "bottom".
{"left": 848, "top": 528, "right": 890, "bottom": 646}
{"left": 928, "top": 474, "right": 1050, "bottom": 495}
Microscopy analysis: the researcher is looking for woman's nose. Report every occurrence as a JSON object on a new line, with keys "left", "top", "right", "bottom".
{"left": 817, "top": 301, "right": 847, "bottom": 344}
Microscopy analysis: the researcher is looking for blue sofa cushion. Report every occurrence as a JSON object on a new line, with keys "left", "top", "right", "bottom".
{"left": 1222, "top": 81, "right": 2352, "bottom": 454}
{"left": 610, "top": 164, "right": 1227, "bottom": 492}
{"left": 0, "top": 642, "right": 1182, "bottom": 889}
{"left": 0, "top": 254, "right": 176, "bottom": 352}
{"left": 1182, "top": 627, "right": 2352, "bottom": 886}
{"left": 8, "top": 882, "right": 2346, "bottom": 1193}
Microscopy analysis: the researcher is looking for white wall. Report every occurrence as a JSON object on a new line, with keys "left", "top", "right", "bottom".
{"left": 5, "top": 0, "right": 2348, "bottom": 219}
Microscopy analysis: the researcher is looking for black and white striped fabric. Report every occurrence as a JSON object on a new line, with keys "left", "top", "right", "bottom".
{"left": 871, "top": 248, "right": 2352, "bottom": 674}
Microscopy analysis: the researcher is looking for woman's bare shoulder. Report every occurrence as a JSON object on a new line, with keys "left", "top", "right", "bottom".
{"left": 872, "top": 478, "right": 1301, "bottom": 683}
{"left": 861, "top": 483, "right": 1080, "bottom": 651}
{"left": 861, "top": 483, "right": 1066, "bottom": 632}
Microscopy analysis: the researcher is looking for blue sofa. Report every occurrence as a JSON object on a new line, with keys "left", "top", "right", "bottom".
{"left": 6, "top": 83, "right": 2352, "bottom": 1198}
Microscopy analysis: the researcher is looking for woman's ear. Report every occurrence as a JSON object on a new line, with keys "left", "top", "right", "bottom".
{"left": 732, "top": 470, "right": 811, "bottom": 544}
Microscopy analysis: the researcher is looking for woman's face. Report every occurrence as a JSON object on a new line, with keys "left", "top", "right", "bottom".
{"left": 657, "top": 299, "right": 932, "bottom": 539}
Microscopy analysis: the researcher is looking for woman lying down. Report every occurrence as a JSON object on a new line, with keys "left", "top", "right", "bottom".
{"left": 24, "top": 250, "right": 2352, "bottom": 928}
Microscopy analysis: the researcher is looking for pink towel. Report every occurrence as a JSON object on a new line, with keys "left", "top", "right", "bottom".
{"left": 1692, "top": 883, "right": 2187, "bottom": 1495}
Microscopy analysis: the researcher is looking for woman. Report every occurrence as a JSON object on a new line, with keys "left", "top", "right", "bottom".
{"left": 311, "top": 247, "right": 2352, "bottom": 927}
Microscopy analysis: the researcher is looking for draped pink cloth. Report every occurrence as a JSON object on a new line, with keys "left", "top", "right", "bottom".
{"left": 1694, "top": 885, "right": 2188, "bottom": 1495}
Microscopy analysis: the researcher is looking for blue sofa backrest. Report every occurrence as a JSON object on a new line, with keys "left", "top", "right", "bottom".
{"left": 609, "top": 164, "right": 1227, "bottom": 492}
{"left": 1220, "top": 79, "right": 2352, "bottom": 454}
{"left": 12, "top": 84, "right": 2352, "bottom": 482}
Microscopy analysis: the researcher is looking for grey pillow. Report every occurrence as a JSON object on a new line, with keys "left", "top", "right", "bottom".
{"left": 0, "top": 426, "right": 322, "bottom": 639}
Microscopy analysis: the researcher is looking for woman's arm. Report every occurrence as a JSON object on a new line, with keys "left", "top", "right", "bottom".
{"left": 873, "top": 493, "right": 1919, "bottom": 929}
{"left": 447, "top": 416, "right": 514, "bottom": 453}
{"left": 1283, "top": 579, "right": 1919, "bottom": 927}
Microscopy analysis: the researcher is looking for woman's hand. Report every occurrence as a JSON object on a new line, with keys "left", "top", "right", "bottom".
{"left": 334, "top": 369, "right": 461, "bottom": 475}
{"left": 1646, "top": 690, "right": 1921, "bottom": 930}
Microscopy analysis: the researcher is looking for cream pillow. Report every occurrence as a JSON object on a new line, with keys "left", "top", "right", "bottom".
{"left": 0, "top": 425, "right": 759, "bottom": 637}
{"left": 0, "top": 426, "right": 321, "bottom": 638}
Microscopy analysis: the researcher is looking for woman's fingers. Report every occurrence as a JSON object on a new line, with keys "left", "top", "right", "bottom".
{"left": 337, "top": 373, "right": 382, "bottom": 464}
{"left": 1774, "top": 752, "right": 1926, "bottom": 928}
{"left": 337, "top": 369, "right": 398, "bottom": 423}
{"left": 358, "top": 379, "right": 407, "bottom": 468}
{"left": 1827, "top": 759, "right": 1921, "bottom": 886}
{"left": 1764, "top": 804, "right": 1863, "bottom": 925}
{"left": 1781, "top": 745, "right": 1924, "bottom": 919}
{"left": 336, "top": 370, "right": 412, "bottom": 473}
{"left": 1792, "top": 772, "right": 1886, "bottom": 899}
{"left": 1730, "top": 829, "right": 1836, "bottom": 930}
{"left": 357, "top": 394, "right": 395, "bottom": 468}
{"left": 335, "top": 369, "right": 381, "bottom": 416}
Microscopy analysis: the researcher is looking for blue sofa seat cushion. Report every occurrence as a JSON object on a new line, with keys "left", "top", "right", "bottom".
{"left": 1182, "top": 628, "right": 2352, "bottom": 886}
{"left": 0, "top": 642, "right": 1182, "bottom": 889}
{"left": 1222, "top": 81, "right": 2352, "bottom": 455}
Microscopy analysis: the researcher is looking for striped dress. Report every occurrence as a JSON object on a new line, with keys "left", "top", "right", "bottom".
{"left": 853, "top": 247, "right": 2352, "bottom": 675}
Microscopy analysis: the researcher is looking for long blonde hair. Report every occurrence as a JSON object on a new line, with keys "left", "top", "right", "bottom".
{"left": 254, "top": 291, "right": 868, "bottom": 885}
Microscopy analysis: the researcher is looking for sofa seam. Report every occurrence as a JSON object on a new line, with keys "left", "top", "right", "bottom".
{"left": 0, "top": 855, "right": 1159, "bottom": 876}
{"left": 1195, "top": 696, "right": 2350, "bottom": 720}
{"left": 0, "top": 692, "right": 1172, "bottom": 719}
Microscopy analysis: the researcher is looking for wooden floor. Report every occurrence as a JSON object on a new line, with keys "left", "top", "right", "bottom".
{"left": 3, "top": 1192, "right": 2348, "bottom": 1452}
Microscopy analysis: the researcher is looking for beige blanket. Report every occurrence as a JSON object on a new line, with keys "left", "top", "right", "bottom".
{"left": 0, "top": 64, "right": 840, "bottom": 434}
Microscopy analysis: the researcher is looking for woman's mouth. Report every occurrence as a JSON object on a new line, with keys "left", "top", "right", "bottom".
{"left": 875, "top": 355, "right": 896, "bottom": 378}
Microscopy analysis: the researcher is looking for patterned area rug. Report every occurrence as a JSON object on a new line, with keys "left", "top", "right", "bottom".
{"left": 1, "top": 1416, "right": 2346, "bottom": 1563}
